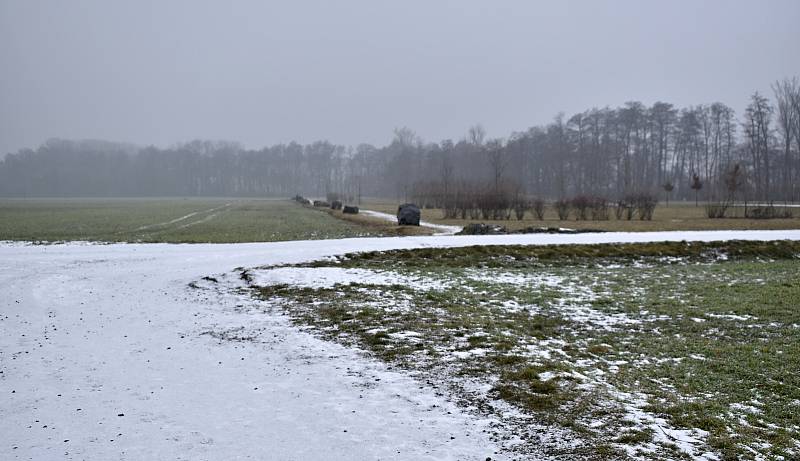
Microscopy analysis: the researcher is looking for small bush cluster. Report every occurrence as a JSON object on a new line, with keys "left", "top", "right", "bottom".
{"left": 746, "top": 204, "right": 792, "bottom": 219}
{"left": 413, "top": 181, "right": 535, "bottom": 221}
{"left": 552, "top": 196, "right": 611, "bottom": 221}
{"left": 706, "top": 201, "right": 793, "bottom": 219}
{"left": 705, "top": 202, "right": 729, "bottom": 218}
{"left": 531, "top": 199, "right": 546, "bottom": 220}
{"left": 411, "top": 181, "right": 657, "bottom": 222}
{"left": 554, "top": 199, "right": 571, "bottom": 220}
{"left": 614, "top": 193, "right": 658, "bottom": 221}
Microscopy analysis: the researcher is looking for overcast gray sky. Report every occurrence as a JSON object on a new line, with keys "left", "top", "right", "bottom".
{"left": 1, "top": 0, "right": 799, "bottom": 154}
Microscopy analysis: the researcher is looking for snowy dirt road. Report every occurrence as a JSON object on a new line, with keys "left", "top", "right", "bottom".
{"left": 360, "top": 210, "right": 463, "bottom": 236}
{"left": 2, "top": 230, "right": 799, "bottom": 460}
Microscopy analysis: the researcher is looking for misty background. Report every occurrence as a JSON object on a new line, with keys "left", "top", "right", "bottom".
{"left": 1, "top": 0, "right": 799, "bottom": 201}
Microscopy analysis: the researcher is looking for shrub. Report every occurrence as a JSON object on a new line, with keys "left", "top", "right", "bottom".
{"left": 570, "top": 196, "right": 591, "bottom": 220}
{"left": 615, "top": 192, "right": 657, "bottom": 220}
{"left": 513, "top": 199, "right": 528, "bottom": 220}
{"left": 590, "top": 197, "right": 610, "bottom": 221}
{"left": 746, "top": 204, "right": 792, "bottom": 219}
{"left": 633, "top": 193, "right": 657, "bottom": 220}
{"left": 705, "top": 202, "right": 729, "bottom": 218}
{"left": 531, "top": 199, "right": 546, "bottom": 220}
{"left": 554, "top": 199, "right": 571, "bottom": 220}
{"left": 615, "top": 200, "right": 633, "bottom": 220}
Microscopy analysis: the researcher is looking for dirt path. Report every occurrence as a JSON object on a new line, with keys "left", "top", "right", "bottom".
{"left": 361, "top": 209, "right": 463, "bottom": 235}
{"left": 0, "top": 240, "right": 504, "bottom": 461}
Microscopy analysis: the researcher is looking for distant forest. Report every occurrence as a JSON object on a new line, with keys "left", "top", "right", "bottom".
{"left": 2, "top": 79, "right": 799, "bottom": 202}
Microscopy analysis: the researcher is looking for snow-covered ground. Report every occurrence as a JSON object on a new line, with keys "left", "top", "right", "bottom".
{"left": 2, "top": 229, "right": 800, "bottom": 460}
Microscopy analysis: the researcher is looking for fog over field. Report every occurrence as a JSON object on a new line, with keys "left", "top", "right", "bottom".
{"left": 2, "top": 1, "right": 800, "bottom": 202}
{"left": 1, "top": 1, "right": 798, "bottom": 152}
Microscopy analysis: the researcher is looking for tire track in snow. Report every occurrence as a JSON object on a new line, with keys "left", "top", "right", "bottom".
{"left": 134, "top": 203, "right": 231, "bottom": 232}
{"left": 176, "top": 204, "right": 232, "bottom": 229}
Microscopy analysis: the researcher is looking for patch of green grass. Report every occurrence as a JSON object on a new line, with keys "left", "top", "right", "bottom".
{"left": 615, "top": 428, "right": 655, "bottom": 445}
{"left": 591, "top": 261, "right": 800, "bottom": 459}
{"left": 252, "top": 240, "right": 800, "bottom": 460}
{"left": 0, "top": 198, "right": 381, "bottom": 242}
{"left": 328, "top": 239, "right": 800, "bottom": 270}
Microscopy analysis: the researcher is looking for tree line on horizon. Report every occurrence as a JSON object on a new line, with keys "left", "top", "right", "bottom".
{"left": 2, "top": 78, "right": 799, "bottom": 204}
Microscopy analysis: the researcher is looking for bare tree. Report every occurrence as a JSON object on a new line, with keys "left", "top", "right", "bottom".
{"left": 663, "top": 181, "right": 674, "bottom": 206}
{"left": 467, "top": 124, "right": 486, "bottom": 147}
{"left": 772, "top": 78, "right": 800, "bottom": 201}
{"left": 393, "top": 127, "right": 419, "bottom": 147}
{"left": 440, "top": 151, "right": 454, "bottom": 201}
{"left": 690, "top": 174, "right": 703, "bottom": 206}
{"left": 486, "top": 138, "right": 508, "bottom": 194}
{"left": 709, "top": 103, "right": 737, "bottom": 184}
{"left": 651, "top": 102, "right": 677, "bottom": 187}
{"left": 724, "top": 163, "right": 746, "bottom": 204}
{"left": 743, "top": 93, "right": 774, "bottom": 200}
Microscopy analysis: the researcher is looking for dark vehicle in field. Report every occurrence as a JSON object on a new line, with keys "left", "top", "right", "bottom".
{"left": 397, "top": 203, "right": 420, "bottom": 225}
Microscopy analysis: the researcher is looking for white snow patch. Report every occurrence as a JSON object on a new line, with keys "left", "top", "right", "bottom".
{"left": 249, "top": 266, "right": 451, "bottom": 291}
{"left": 615, "top": 390, "right": 720, "bottom": 461}
{"left": 538, "top": 371, "right": 556, "bottom": 381}
{"left": 730, "top": 403, "right": 763, "bottom": 415}
{"left": 466, "top": 270, "right": 646, "bottom": 330}
{"left": 561, "top": 305, "right": 642, "bottom": 330}
{"left": 466, "top": 270, "right": 565, "bottom": 288}
{"left": 388, "top": 331, "right": 423, "bottom": 341}
{"left": 452, "top": 348, "right": 488, "bottom": 359}
{"left": 707, "top": 313, "right": 758, "bottom": 321}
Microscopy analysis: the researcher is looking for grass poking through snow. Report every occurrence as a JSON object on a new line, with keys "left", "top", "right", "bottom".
{"left": 249, "top": 240, "right": 800, "bottom": 460}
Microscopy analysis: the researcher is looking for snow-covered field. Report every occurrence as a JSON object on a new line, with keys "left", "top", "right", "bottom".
{"left": 2, "top": 229, "right": 799, "bottom": 460}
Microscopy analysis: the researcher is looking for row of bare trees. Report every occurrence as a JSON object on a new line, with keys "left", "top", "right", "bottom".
{"left": 2, "top": 79, "right": 798, "bottom": 202}
{"left": 411, "top": 179, "right": 658, "bottom": 222}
